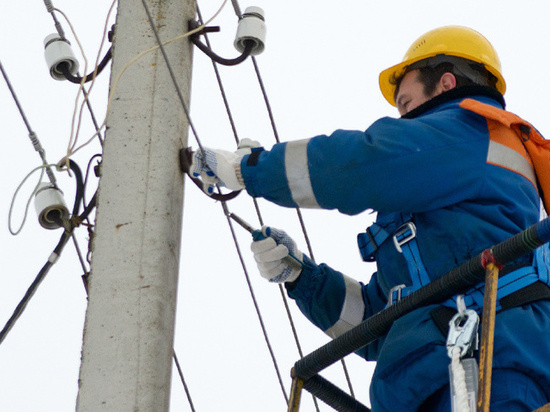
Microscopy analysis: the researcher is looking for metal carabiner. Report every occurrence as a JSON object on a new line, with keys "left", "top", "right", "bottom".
{"left": 446, "top": 304, "right": 479, "bottom": 359}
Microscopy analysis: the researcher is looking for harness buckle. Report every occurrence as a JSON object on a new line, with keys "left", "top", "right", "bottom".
{"left": 387, "top": 284, "right": 407, "bottom": 306}
{"left": 393, "top": 222, "right": 417, "bottom": 253}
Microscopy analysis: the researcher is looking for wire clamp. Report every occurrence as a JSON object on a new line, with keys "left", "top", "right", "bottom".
{"left": 188, "top": 19, "right": 221, "bottom": 37}
{"left": 179, "top": 147, "right": 241, "bottom": 201}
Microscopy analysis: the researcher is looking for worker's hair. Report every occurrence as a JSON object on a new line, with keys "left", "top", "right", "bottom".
{"left": 417, "top": 62, "right": 498, "bottom": 96}
{"left": 392, "top": 56, "right": 499, "bottom": 101}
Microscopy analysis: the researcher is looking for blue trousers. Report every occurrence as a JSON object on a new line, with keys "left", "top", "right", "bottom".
{"left": 419, "top": 369, "right": 549, "bottom": 412}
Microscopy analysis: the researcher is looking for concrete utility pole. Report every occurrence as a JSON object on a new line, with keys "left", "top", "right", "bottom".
{"left": 77, "top": 0, "right": 194, "bottom": 410}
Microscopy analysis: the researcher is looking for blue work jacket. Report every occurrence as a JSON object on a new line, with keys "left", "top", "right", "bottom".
{"left": 240, "top": 87, "right": 550, "bottom": 410}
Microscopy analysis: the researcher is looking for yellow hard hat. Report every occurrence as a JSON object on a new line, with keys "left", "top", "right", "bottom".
{"left": 379, "top": 25, "right": 506, "bottom": 106}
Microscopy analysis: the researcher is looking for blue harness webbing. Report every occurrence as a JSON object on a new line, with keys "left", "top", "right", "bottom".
{"left": 357, "top": 219, "right": 550, "bottom": 312}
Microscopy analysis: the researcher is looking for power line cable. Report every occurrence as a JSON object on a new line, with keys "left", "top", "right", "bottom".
{"left": 188, "top": 21, "right": 253, "bottom": 66}
{"left": 229, "top": 0, "right": 242, "bottom": 17}
{"left": 140, "top": 0, "right": 293, "bottom": 404}
{"left": 195, "top": 1, "right": 322, "bottom": 404}
{"left": 44, "top": 0, "right": 114, "bottom": 162}
{"left": 196, "top": 3, "right": 312, "bottom": 358}
{"left": 249, "top": 56, "right": 317, "bottom": 261}
{"left": 65, "top": 0, "right": 228, "bottom": 161}
{"left": 0, "top": 159, "right": 87, "bottom": 345}
{"left": 194, "top": 5, "right": 321, "bottom": 409}
{"left": 82, "top": 154, "right": 101, "bottom": 217}
{"left": 72, "top": 235, "right": 90, "bottom": 286}
{"left": 230, "top": 0, "right": 356, "bottom": 390}
{"left": 192, "top": 0, "right": 355, "bottom": 404}
{"left": 51, "top": 4, "right": 115, "bottom": 159}
{"left": 58, "top": 47, "right": 112, "bottom": 84}
{"left": 0, "top": 230, "right": 72, "bottom": 345}
{"left": 139, "top": 0, "right": 203, "bottom": 151}
{"left": 250, "top": 37, "right": 358, "bottom": 402}
{"left": 221, "top": 202, "right": 290, "bottom": 402}
{"left": 43, "top": 0, "right": 66, "bottom": 40}
{"left": 173, "top": 350, "right": 196, "bottom": 412}
{"left": 0, "top": 60, "right": 57, "bottom": 186}
{"left": 143, "top": 0, "right": 354, "bottom": 406}
{"left": 8, "top": 165, "right": 48, "bottom": 236}
{"left": 195, "top": 7, "right": 240, "bottom": 143}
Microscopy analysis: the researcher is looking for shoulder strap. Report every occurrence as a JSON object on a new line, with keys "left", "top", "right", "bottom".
{"left": 459, "top": 99, "right": 550, "bottom": 214}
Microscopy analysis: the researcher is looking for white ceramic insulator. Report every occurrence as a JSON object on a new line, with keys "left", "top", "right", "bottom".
{"left": 34, "top": 183, "right": 69, "bottom": 229}
{"left": 44, "top": 33, "right": 80, "bottom": 81}
{"left": 234, "top": 6, "right": 266, "bottom": 55}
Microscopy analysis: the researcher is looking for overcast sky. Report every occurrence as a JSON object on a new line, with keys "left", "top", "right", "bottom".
{"left": 2, "top": 1, "right": 550, "bottom": 411}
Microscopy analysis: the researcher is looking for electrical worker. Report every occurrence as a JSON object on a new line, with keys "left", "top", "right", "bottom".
{"left": 190, "top": 26, "right": 550, "bottom": 411}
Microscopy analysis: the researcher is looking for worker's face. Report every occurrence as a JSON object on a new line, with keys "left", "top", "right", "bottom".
{"left": 395, "top": 70, "right": 433, "bottom": 116}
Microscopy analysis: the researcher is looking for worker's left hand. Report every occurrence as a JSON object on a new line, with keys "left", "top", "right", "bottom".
{"left": 190, "top": 139, "right": 262, "bottom": 194}
{"left": 251, "top": 226, "right": 303, "bottom": 283}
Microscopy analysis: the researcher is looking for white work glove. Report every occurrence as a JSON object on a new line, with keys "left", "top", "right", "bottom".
{"left": 235, "top": 138, "right": 261, "bottom": 155}
{"left": 191, "top": 139, "right": 261, "bottom": 195}
{"left": 251, "top": 226, "right": 303, "bottom": 283}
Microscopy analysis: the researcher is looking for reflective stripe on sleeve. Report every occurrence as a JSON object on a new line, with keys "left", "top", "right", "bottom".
{"left": 324, "top": 275, "right": 365, "bottom": 339}
{"left": 284, "top": 139, "right": 321, "bottom": 208}
{"left": 487, "top": 140, "right": 537, "bottom": 188}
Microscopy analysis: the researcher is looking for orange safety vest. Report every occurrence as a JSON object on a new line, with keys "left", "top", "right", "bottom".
{"left": 459, "top": 98, "right": 550, "bottom": 215}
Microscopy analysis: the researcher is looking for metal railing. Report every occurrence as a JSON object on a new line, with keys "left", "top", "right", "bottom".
{"left": 288, "top": 216, "right": 550, "bottom": 412}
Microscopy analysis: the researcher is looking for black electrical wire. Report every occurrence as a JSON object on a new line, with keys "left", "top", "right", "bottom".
{"left": 66, "top": 158, "right": 97, "bottom": 224}
{"left": 79, "top": 192, "right": 97, "bottom": 222}
{"left": 80, "top": 154, "right": 101, "bottom": 223}
{"left": 187, "top": 18, "right": 254, "bottom": 66}
{"left": 0, "top": 160, "right": 87, "bottom": 346}
{"left": 67, "top": 159, "right": 85, "bottom": 216}
{"left": 58, "top": 47, "right": 112, "bottom": 84}
{"left": 42, "top": 0, "right": 106, "bottom": 147}
{"left": 191, "top": 36, "right": 254, "bottom": 66}
{"left": 0, "top": 231, "right": 71, "bottom": 345}
{"left": 195, "top": 6, "right": 240, "bottom": 143}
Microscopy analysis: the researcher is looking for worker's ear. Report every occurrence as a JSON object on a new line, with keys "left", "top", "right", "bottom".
{"left": 440, "top": 72, "right": 457, "bottom": 92}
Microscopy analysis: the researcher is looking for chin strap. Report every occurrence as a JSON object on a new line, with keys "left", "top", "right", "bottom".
{"left": 179, "top": 147, "right": 242, "bottom": 202}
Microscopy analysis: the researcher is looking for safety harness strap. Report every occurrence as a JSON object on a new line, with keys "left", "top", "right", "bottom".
{"left": 432, "top": 282, "right": 550, "bottom": 338}
{"left": 358, "top": 218, "right": 550, "bottom": 310}
{"left": 449, "top": 265, "right": 540, "bottom": 312}
{"left": 394, "top": 222, "right": 431, "bottom": 291}
{"left": 357, "top": 223, "right": 390, "bottom": 262}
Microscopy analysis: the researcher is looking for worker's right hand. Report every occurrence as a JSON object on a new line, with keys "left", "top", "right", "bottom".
{"left": 190, "top": 148, "right": 244, "bottom": 194}
{"left": 190, "top": 139, "right": 262, "bottom": 195}
{"left": 251, "top": 226, "right": 303, "bottom": 283}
